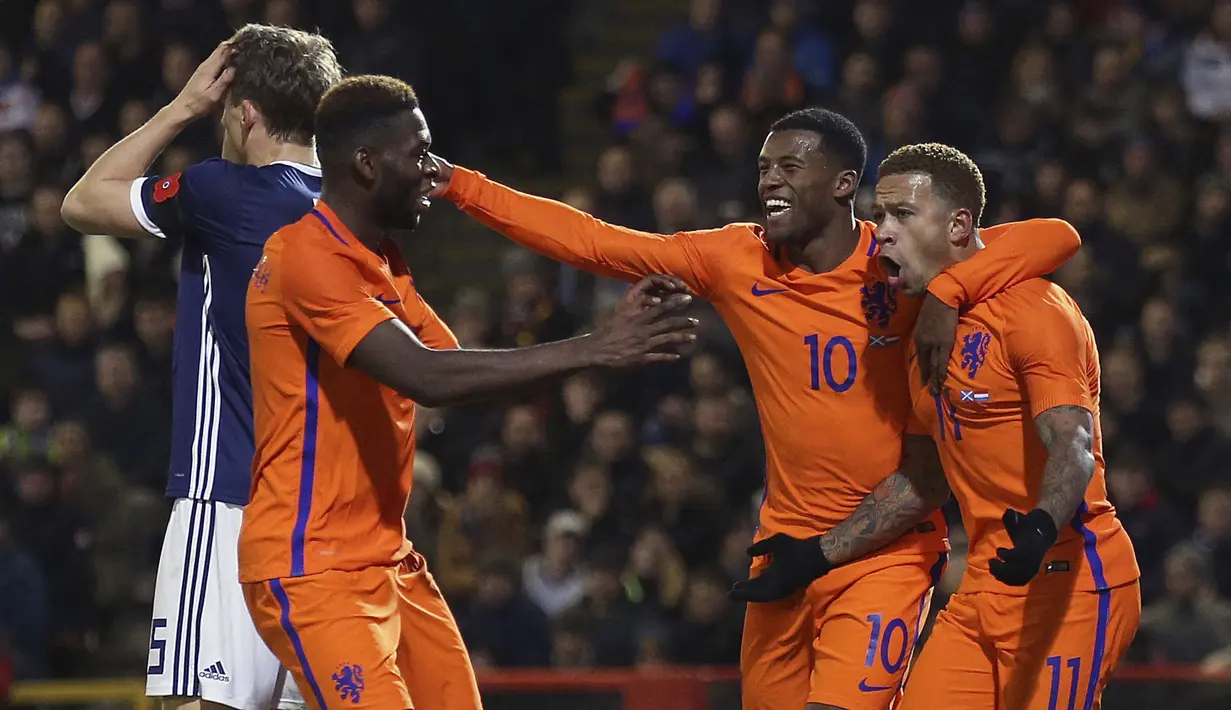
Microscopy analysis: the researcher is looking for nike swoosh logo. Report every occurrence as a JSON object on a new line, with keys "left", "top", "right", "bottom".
{"left": 751, "top": 283, "right": 788, "bottom": 297}
{"left": 859, "top": 679, "right": 894, "bottom": 693}
{"left": 375, "top": 295, "right": 401, "bottom": 305}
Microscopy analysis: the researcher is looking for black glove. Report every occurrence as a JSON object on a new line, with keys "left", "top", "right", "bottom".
{"left": 728, "top": 533, "right": 833, "bottom": 603}
{"left": 988, "top": 508, "right": 1059, "bottom": 586}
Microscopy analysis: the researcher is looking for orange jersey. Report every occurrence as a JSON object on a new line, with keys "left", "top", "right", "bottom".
{"left": 239, "top": 202, "right": 458, "bottom": 583}
{"left": 446, "top": 169, "right": 1079, "bottom": 551}
{"left": 906, "top": 274, "right": 1139, "bottom": 594}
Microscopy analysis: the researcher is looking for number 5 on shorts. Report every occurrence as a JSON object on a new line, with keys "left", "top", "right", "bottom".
{"left": 149, "top": 618, "right": 168, "bottom": 675}
{"left": 865, "top": 613, "right": 911, "bottom": 675}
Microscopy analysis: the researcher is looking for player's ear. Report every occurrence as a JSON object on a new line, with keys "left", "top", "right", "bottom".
{"left": 352, "top": 147, "right": 378, "bottom": 184}
{"left": 948, "top": 208, "right": 974, "bottom": 247}
{"left": 833, "top": 169, "right": 859, "bottom": 202}
{"left": 240, "top": 99, "right": 260, "bottom": 131}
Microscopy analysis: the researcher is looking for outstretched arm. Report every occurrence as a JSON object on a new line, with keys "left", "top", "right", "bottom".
{"left": 61, "top": 42, "right": 233, "bottom": 238}
{"left": 349, "top": 322, "right": 591, "bottom": 408}
{"left": 342, "top": 278, "right": 697, "bottom": 408}
{"left": 1033, "top": 405, "right": 1097, "bottom": 528}
{"left": 819, "top": 434, "right": 951, "bottom": 565}
{"left": 438, "top": 159, "right": 720, "bottom": 296}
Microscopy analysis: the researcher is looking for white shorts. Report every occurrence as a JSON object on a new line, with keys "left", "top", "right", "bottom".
{"left": 148, "top": 498, "right": 305, "bottom": 710}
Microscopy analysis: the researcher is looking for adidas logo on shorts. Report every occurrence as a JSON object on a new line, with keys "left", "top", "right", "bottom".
{"left": 199, "top": 662, "right": 231, "bottom": 683}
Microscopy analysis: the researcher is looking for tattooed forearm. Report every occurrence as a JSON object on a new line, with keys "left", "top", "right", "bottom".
{"left": 819, "top": 472, "right": 926, "bottom": 565}
{"left": 1034, "top": 405, "right": 1096, "bottom": 528}
{"left": 819, "top": 435, "right": 951, "bottom": 566}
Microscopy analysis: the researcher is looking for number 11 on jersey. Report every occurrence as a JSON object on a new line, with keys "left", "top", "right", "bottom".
{"left": 806, "top": 334, "right": 857, "bottom": 393}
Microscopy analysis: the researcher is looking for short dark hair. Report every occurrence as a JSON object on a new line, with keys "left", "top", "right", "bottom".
{"left": 770, "top": 108, "right": 868, "bottom": 179}
{"left": 225, "top": 24, "right": 342, "bottom": 145}
{"left": 314, "top": 75, "right": 420, "bottom": 169}
{"left": 878, "top": 143, "right": 987, "bottom": 224}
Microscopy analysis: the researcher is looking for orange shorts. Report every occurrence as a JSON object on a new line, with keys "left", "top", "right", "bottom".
{"left": 899, "top": 579, "right": 1141, "bottom": 710}
{"left": 244, "top": 555, "right": 481, "bottom": 710}
{"left": 740, "top": 550, "right": 948, "bottom": 710}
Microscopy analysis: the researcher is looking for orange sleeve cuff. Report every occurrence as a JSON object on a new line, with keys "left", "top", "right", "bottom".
{"left": 329, "top": 312, "right": 397, "bottom": 367}
{"left": 1030, "top": 394, "right": 1096, "bottom": 421}
{"left": 926, "top": 271, "right": 967, "bottom": 308}
{"left": 442, "top": 165, "right": 485, "bottom": 205}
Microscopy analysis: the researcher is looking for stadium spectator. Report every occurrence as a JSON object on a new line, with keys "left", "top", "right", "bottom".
{"left": 1182, "top": 0, "right": 1231, "bottom": 120}
{"left": 458, "top": 556, "right": 552, "bottom": 669}
{"left": 571, "top": 547, "right": 641, "bottom": 666}
{"left": 523, "top": 510, "right": 590, "bottom": 618}
{"left": 1138, "top": 543, "right": 1231, "bottom": 664}
{"left": 0, "top": 510, "right": 46, "bottom": 679}
{"left": 656, "top": 0, "right": 725, "bottom": 79}
{"left": 1105, "top": 446, "right": 1187, "bottom": 603}
{"left": 435, "top": 447, "right": 531, "bottom": 601}
{"left": 670, "top": 568, "right": 742, "bottom": 665}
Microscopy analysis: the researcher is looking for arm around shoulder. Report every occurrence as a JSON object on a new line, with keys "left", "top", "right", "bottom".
{"left": 928, "top": 218, "right": 1082, "bottom": 307}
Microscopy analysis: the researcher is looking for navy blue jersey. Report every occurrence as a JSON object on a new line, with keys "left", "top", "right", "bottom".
{"left": 131, "top": 159, "right": 321, "bottom": 505}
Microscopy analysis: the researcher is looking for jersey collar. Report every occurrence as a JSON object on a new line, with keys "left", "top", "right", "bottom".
{"left": 769, "top": 220, "right": 877, "bottom": 284}
{"left": 311, "top": 201, "right": 410, "bottom": 276}
{"left": 271, "top": 160, "right": 322, "bottom": 177}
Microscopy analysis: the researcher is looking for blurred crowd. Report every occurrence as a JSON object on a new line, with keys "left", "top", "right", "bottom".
{"left": 1, "top": 0, "right": 1231, "bottom": 688}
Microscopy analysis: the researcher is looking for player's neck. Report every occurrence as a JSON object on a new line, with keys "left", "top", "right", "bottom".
{"left": 790, "top": 210, "right": 860, "bottom": 274}
{"left": 949, "top": 228, "right": 986, "bottom": 266}
{"left": 246, "top": 140, "right": 319, "bottom": 170}
{"left": 320, "top": 188, "right": 387, "bottom": 252}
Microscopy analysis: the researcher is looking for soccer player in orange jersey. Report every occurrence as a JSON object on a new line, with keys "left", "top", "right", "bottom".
{"left": 431, "top": 108, "right": 1082, "bottom": 710}
{"left": 869, "top": 143, "right": 1140, "bottom": 710}
{"left": 239, "top": 76, "right": 699, "bottom": 710}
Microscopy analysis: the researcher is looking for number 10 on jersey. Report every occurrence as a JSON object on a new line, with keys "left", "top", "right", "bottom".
{"left": 806, "top": 334, "right": 857, "bottom": 393}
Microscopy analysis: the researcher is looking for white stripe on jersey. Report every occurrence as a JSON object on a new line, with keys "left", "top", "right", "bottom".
{"left": 202, "top": 269, "right": 222, "bottom": 499}
{"left": 128, "top": 177, "right": 167, "bottom": 239}
{"left": 189, "top": 255, "right": 223, "bottom": 499}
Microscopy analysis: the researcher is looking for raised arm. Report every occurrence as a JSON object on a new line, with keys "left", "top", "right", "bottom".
{"left": 437, "top": 159, "right": 721, "bottom": 297}
{"left": 61, "top": 42, "right": 233, "bottom": 238}
{"left": 728, "top": 434, "right": 949, "bottom": 603}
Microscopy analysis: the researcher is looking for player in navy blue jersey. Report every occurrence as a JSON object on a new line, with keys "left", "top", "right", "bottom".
{"left": 62, "top": 25, "right": 342, "bottom": 710}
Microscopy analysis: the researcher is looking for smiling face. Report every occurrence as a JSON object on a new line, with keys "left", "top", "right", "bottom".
{"left": 757, "top": 129, "right": 854, "bottom": 245}
{"left": 366, "top": 108, "right": 437, "bottom": 231}
{"left": 872, "top": 172, "right": 972, "bottom": 296}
